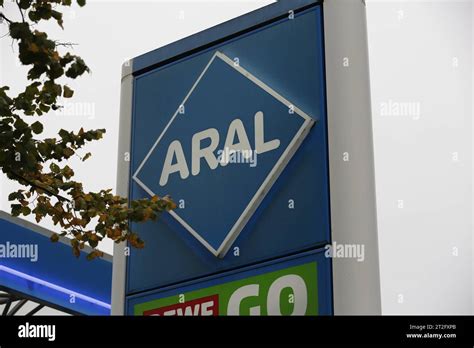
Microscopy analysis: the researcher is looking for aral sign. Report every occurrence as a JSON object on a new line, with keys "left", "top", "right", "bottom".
{"left": 115, "top": 0, "right": 380, "bottom": 316}
{"left": 133, "top": 261, "right": 318, "bottom": 316}
{"left": 132, "top": 52, "right": 315, "bottom": 258}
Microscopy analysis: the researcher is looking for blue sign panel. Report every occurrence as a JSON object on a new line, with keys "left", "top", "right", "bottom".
{"left": 127, "top": 3, "right": 330, "bottom": 294}
{"left": 126, "top": 249, "right": 332, "bottom": 315}
{"left": 133, "top": 52, "right": 314, "bottom": 257}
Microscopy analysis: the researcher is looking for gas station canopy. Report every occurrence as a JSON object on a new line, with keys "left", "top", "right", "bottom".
{"left": 0, "top": 211, "right": 112, "bottom": 315}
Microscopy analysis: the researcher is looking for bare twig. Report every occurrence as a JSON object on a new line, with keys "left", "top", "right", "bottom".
{"left": 15, "top": 1, "right": 25, "bottom": 23}
{"left": 0, "top": 13, "right": 12, "bottom": 24}
{"left": 54, "top": 41, "right": 78, "bottom": 49}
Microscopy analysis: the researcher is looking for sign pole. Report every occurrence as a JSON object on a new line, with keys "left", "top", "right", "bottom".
{"left": 324, "top": 0, "right": 381, "bottom": 314}
{"left": 111, "top": 61, "right": 134, "bottom": 315}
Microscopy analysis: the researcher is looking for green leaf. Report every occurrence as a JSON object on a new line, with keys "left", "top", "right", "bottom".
{"left": 62, "top": 148, "right": 74, "bottom": 157}
{"left": 61, "top": 165, "right": 74, "bottom": 179}
{"left": 50, "top": 162, "right": 60, "bottom": 173}
{"left": 8, "top": 192, "right": 23, "bottom": 201}
{"left": 58, "top": 129, "right": 70, "bottom": 141}
{"left": 65, "top": 57, "right": 89, "bottom": 79}
{"left": 86, "top": 250, "right": 103, "bottom": 261}
{"left": 19, "top": 0, "right": 30, "bottom": 10}
{"left": 37, "top": 142, "right": 49, "bottom": 156}
{"left": 88, "top": 239, "right": 98, "bottom": 248}
{"left": 28, "top": 11, "right": 39, "bottom": 22}
{"left": 27, "top": 65, "right": 48, "bottom": 80}
{"left": 50, "top": 233, "right": 59, "bottom": 243}
{"left": 11, "top": 204, "right": 22, "bottom": 217}
{"left": 14, "top": 118, "right": 28, "bottom": 131}
{"left": 48, "top": 63, "right": 64, "bottom": 80}
{"left": 31, "top": 121, "right": 43, "bottom": 134}
{"left": 39, "top": 103, "right": 50, "bottom": 113}
{"left": 35, "top": 3, "right": 53, "bottom": 20}
{"left": 82, "top": 152, "right": 92, "bottom": 161}
{"left": 21, "top": 206, "right": 31, "bottom": 215}
{"left": 9, "top": 22, "right": 30, "bottom": 40}
{"left": 77, "top": 0, "right": 86, "bottom": 7}
{"left": 51, "top": 10, "right": 63, "bottom": 28}
{"left": 63, "top": 86, "right": 74, "bottom": 98}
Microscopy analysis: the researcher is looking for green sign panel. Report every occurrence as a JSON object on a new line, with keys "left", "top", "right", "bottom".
{"left": 134, "top": 262, "right": 318, "bottom": 316}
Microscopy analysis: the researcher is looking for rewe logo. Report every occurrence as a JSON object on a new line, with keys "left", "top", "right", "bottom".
{"left": 133, "top": 51, "right": 315, "bottom": 257}
{"left": 145, "top": 295, "right": 218, "bottom": 316}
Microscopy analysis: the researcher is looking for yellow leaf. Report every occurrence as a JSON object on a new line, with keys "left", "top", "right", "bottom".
{"left": 29, "top": 43, "right": 39, "bottom": 53}
{"left": 51, "top": 51, "right": 60, "bottom": 61}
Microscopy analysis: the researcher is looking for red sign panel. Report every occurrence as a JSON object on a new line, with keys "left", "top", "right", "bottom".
{"left": 143, "top": 295, "right": 219, "bottom": 316}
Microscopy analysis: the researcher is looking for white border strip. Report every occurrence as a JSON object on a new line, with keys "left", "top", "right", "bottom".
{"left": 132, "top": 53, "right": 219, "bottom": 178}
{"left": 111, "top": 61, "right": 134, "bottom": 315}
{"left": 0, "top": 265, "right": 111, "bottom": 310}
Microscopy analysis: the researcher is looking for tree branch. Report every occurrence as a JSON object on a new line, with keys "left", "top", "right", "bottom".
{"left": 0, "top": 13, "right": 13, "bottom": 24}
{"left": 55, "top": 41, "right": 78, "bottom": 48}
{"left": 8, "top": 170, "right": 71, "bottom": 202}
{"left": 15, "top": 1, "right": 25, "bottom": 23}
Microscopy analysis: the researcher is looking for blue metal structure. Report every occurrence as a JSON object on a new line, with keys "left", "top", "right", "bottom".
{"left": 0, "top": 211, "right": 112, "bottom": 315}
